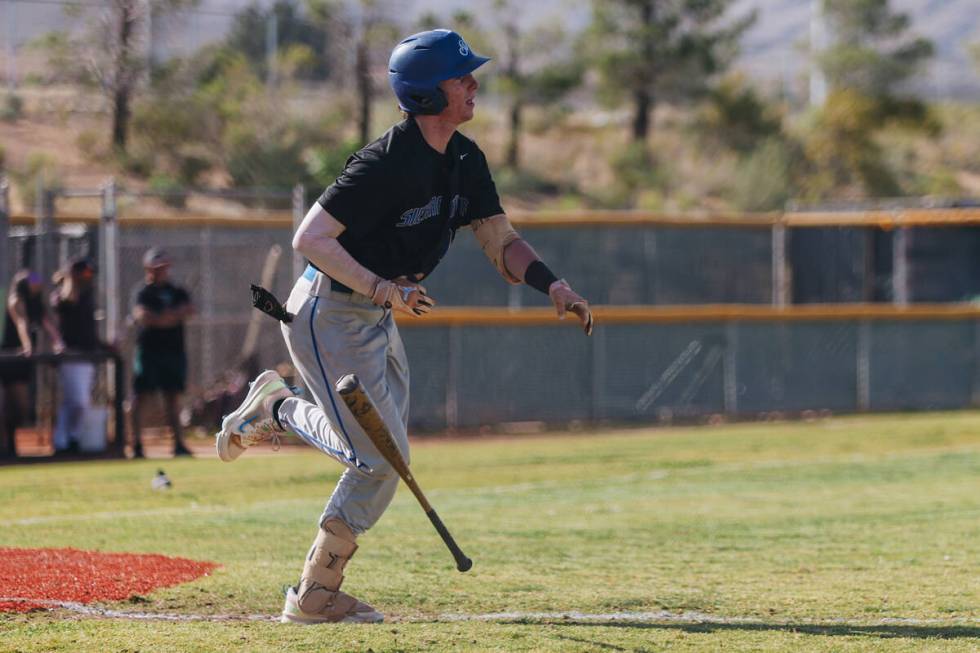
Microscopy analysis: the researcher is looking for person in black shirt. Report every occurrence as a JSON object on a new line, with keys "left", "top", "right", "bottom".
{"left": 130, "top": 248, "right": 194, "bottom": 458}
{"left": 51, "top": 257, "right": 105, "bottom": 453}
{"left": 214, "top": 29, "right": 593, "bottom": 624}
{"left": 1, "top": 269, "right": 64, "bottom": 458}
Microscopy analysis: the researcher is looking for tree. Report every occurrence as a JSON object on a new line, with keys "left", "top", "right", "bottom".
{"left": 35, "top": 0, "right": 198, "bottom": 152}
{"left": 805, "top": 0, "right": 936, "bottom": 198}
{"left": 586, "top": 0, "right": 755, "bottom": 143}
{"left": 226, "top": 0, "right": 335, "bottom": 82}
{"left": 490, "top": 1, "right": 583, "bottom": 169}
{"left": 818, "top": 0, "right": 933, "bottom": 98}
{"left": 324, "top": 1, "right": 398, "bottom": 145}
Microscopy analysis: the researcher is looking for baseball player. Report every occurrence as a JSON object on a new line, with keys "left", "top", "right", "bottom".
{"left": 215, "top": 29, "right": 593, "bottom": 624}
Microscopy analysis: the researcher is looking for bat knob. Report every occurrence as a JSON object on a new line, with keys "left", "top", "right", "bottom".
{"left": 335, "top": 374, "right": 361, "bottom": 395}
{"left": 457, "top": 557, "right": 473, "bottom": 573}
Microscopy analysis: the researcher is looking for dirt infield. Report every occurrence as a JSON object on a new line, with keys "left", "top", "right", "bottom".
{"left": 0, "top": 547, "right": 217, "bottom": 613}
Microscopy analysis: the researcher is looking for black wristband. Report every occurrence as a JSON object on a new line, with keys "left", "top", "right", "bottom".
{"left": 524, "top": 260, "right": 560, "bottom": 295}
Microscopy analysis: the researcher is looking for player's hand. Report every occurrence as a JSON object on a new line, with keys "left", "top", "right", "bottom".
{"left": 19, "top": 343, "right": 33, "bottom": 357}
{"left": 548, "top": 279, "right": 593, "bottom": 336}
{"left": 372, "top": 277, "right": 435, "bottom": 317}
{"left": 51, "top": 339, "right": 65, "bottom": 354}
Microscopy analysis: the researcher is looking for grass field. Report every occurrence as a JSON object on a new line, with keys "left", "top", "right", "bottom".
{"left": 1, "top": 411, "right": 978, "bottom": 652}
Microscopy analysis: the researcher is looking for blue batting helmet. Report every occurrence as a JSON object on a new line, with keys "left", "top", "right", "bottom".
{"left": 388, "top": 29, "right": 490, "bottom": 115}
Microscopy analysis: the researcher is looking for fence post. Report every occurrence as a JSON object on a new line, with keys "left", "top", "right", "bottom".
{"left": 113, "top": 350, "right": 127, "bottom": 456}
{"left": 34, "top": 178, "right": 57, "bottom": 284}
{"left": 892, "top": 227, "right": 909, "bottom": 305}
{"left": 100, "top": 179, "right": 119, "bottom": 344}
{"left": 723, "top": 322, "right": 738, "bottom": 415}
{"left": 591, "top": 322, "right": 606, "bottom": 423}
{"left": 973, "top": 319, "right": 980, "bottom": 408}
{"left": 0, "top": 177, "right": 8, "bottom": 343}
{"left": 200, "top": 224, "right": 215, "bottom": 387}
{"left": 771, "top": 222, "right": 788, "bottom": 306}
{"left": 445, "top": 324, "right": 461, "bottom": 432}
{"left": 856, "top": 320, "right": 871, "bottom": 411}
{"left": 292, "top": 184, "right": 305, "bottom": 282}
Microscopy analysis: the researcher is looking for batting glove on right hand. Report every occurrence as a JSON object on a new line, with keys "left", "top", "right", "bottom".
{"left": 371, "top": 277, "right": 435, "bottom": 317}
{"left": 549, "top": 279, "right": 594, "bottom": 336}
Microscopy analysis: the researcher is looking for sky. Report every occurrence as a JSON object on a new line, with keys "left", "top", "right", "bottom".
{"left": 2, "top": 0, "right": 979, "bottom": 99}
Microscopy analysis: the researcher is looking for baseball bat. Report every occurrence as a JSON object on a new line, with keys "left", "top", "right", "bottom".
{"left": 335, "top": 373, "right": 473, "bottom": 573}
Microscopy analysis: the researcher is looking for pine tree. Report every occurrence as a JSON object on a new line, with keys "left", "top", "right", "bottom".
{"left": 805, "top": 0, "right": 935, "bottom": 198}
{"left": 818, "top": 0, "right": 933, "bottom": 98}
{"left": 586, "top": 0, "right": 755, "bottom": 143}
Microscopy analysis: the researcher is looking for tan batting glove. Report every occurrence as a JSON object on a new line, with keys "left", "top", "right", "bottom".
{"left": 549, "top": 279, "right": 594, "bottom": 336}
{"left": 371, "top": 276, "right": 436, "bottom": 317}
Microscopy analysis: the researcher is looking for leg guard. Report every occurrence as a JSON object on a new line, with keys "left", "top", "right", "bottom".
{"left": 296, "top": 518, "right": 359, "bottom": 613}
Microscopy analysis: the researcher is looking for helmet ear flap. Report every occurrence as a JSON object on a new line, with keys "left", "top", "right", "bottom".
{"left": 409, "top": 87, "right": 448, "bottom": 115}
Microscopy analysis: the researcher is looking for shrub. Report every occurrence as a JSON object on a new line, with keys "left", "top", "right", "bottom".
{"left": 1, "top": 93, "right": 23, "bottom": 122}
{"left": 224, "top": 122, "right": 308, "bottom": 190}
{"left": 12, "top": 153, "right": 64, "bottom": 210}
{"left": 731, "top": 138, "right": 796, "bottom": 211}
{"left": 148, "top": 174, "right": 187, "bottom": 208}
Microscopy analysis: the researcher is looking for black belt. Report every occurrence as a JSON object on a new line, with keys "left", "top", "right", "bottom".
{"left": 305, "top": 263, "right": 354, "bottom": 294}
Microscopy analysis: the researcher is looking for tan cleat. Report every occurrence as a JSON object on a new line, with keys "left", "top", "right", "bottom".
{"left": 280, "top": 585, "right": 383, "bottom": 624}
{"left": 279, "top": 518, "right": 383, "bottom": 624}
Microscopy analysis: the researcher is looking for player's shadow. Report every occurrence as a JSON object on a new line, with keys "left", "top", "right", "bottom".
{"left": 544, "top": 619, "right": 980, "bottom": 641}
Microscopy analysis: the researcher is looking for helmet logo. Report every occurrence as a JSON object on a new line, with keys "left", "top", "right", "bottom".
{"left": 458, "top": 39, "right": 469, "bottom": 56}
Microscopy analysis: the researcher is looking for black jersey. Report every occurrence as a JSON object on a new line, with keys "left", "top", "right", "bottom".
{"left": 1, "top": 278, "right": 46, "bottom": 351}
{"left": 317, "top": 118, "right": 503, "bottom": 281}
{"left": 54, "top": 288, "right": 99, "bottom": 351}
{"left": 132, "top": 282, "right": 191, "bottom": 353}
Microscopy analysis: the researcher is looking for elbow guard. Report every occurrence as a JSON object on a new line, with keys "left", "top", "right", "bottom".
{"left": 471, "top": 216, "right": 523, "bottom": 284}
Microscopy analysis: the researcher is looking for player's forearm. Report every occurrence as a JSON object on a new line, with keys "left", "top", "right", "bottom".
{"left": 293, "top": 204, "right": 380, "bottom": 296}
{"left": 297, "top": 235, "right": 380, "bottom": 297}
{"left": 474, "top": 214, "right": 559, "bottom": 292}
{"left": 502, "top": 239, "right": 544, "bottom": 284}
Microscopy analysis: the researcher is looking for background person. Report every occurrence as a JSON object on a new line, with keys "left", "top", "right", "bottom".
{"left": 51, "top": 257, "right": 108, "bottom": 454}
{"left": 130, "top": 248, "right": 194, "bottom": 458}
{"left": 214, "top": 28, "right": 592, "bottom": 624}
{"left": 1, "top": 269, "right": 64, "bottom": 458}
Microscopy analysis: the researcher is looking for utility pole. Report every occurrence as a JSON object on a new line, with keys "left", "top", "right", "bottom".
{"left": 4, "top": 0, "right": 16, "bottom": 94}
{"left": 809, "top": 0, "right": 827, "bottom": 107}
{"left": 266, "top": 10, "right": 278, "bottom": 89}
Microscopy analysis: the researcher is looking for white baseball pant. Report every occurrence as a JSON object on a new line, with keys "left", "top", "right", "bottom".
{"left": 278, "top": 266, "right": 411, "bottom": 534}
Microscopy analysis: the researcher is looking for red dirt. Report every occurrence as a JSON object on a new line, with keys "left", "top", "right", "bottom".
{"left": 0, "top": 547, "right": 218, "bottom": 613}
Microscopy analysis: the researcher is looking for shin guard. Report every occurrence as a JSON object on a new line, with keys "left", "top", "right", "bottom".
{"left": 296, "top": 518, "right": 358, "bottom": 613}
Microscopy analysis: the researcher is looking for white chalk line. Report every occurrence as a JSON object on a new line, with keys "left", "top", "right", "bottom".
{"left": 3, "top": 444, "right": 978, "bottom": 527}
{"left": 0, "top": 496, "right": 316, "bottom": 527}
{"left": 2, "top": 598, "right": 977, "bottom": 628}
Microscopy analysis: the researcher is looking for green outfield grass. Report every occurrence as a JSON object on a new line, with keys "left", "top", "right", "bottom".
{"left": 1, "top": 411, "right": 978, "bottom": 652}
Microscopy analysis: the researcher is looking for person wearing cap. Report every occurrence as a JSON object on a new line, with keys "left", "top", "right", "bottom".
{"left": 213, "top": 29, "right": 593, "bottom": 624}
{"left": 130, "top": 248, "right": 194, "bottom": 458}
{"left": 51, "top": 257, "right": 108, "bottom": 454}
{"left": 1, "top": 269, "right": 64, "bottom": 458}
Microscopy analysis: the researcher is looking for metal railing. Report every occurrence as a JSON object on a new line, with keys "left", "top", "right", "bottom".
{"left": 0, "top": 349, "right": 127, "bottom": 458}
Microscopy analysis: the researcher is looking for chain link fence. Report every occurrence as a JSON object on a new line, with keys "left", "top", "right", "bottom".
{"left": 399, "top": 315, "right": 980, "bottom": 430}
{"left": 2, "top": 180, "right": 979, "bottom": 435}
